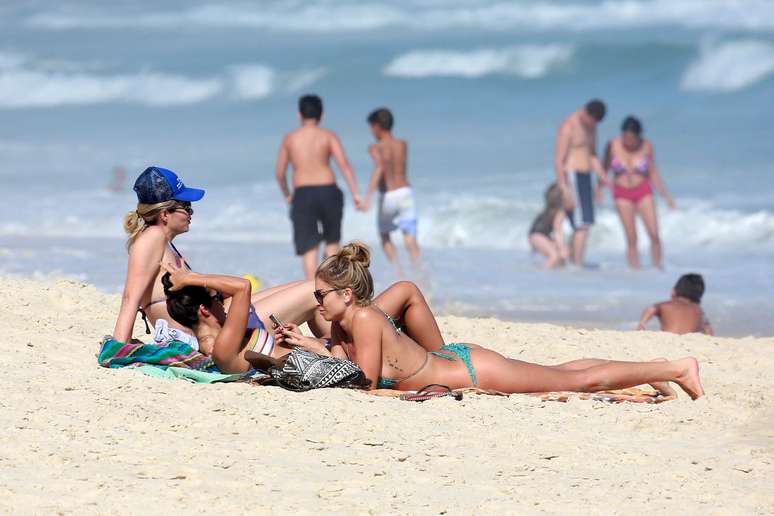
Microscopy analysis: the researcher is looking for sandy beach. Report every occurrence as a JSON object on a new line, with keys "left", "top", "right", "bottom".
{"left": 0, "top": 275, "right": 771, "bottom": 514}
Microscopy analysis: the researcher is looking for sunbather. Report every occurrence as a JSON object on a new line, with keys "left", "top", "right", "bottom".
{"left": 161, "top": 259, "right": 445, "bottom": 373}
{"left": 278, "top": 241, "right": 705, "bottom": 399}
{"left": 112, "top": 166, "right": 331, "bottom": 351}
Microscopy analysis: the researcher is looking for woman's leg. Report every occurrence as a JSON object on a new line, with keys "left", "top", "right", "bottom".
{"left": 615, "top": 199, "right": 640, "bottom": 268}
{"left": 471, "top": 349, "right": 703, "bottom": 399}
{"left": 552, "top": 357, "right": 677, "bottom": 396}
{"left": 529, "top": 234, "right": 561, "bottom": 269}
{"left": 250, "top": 280, "right": 307, "bottom": 304}
{"left": 374, "top": 281, "right": 444, "bottom": 352}
{"left": 636, "top": 194, "right": 662, "bottom": 269}
{"left": 251, "top": 280, "right": 330, "bottom": 338}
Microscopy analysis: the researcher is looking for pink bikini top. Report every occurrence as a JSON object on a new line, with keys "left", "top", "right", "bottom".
{"left": 610, "top": 155, "right": 649, "bottom": 177}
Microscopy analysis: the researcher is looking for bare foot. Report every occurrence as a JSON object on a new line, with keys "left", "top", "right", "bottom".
{"left": 649, "top": 358, "right": 678, "bottom": 398}
{"left": 674, "top": 357, "right": 705, "bottom": 400}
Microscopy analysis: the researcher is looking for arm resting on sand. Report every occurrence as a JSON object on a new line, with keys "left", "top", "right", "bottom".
{"left": 638, "top": 304, "right": 660, "bottom": 330}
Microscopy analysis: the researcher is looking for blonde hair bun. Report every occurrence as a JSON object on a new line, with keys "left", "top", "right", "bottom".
{"left": 339, "top": 241, "right": 371, "bottom": 268}
{"left": 316, "top": 241, "right": 374, "bottom": 306}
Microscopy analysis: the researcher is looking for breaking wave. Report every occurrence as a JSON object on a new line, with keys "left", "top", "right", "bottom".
{"left": 23, "top": 1, "right": 774, "bottom": 33}
{"left": 681, "top": 39, "right": 774, "bottom": 93}
{"left": 0, "top": 52, "right": 326, "bottom": 108}
{"left": 383, "top": 45, "right": 574, "bottom": 79}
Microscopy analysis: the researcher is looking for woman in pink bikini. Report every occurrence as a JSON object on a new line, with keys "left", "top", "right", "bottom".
{"left": 604, "top": 116, "right": 675, "bottom": 269}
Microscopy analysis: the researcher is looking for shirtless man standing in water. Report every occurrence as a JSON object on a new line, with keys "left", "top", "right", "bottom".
{"left": 554, "top": 99, "right": 609, "bottom": 265}
{"left": 363, "top": 107, "right": 420, "bottom": 272}
{"left": 275, "top": 94, "right": 363, "bottom": 279}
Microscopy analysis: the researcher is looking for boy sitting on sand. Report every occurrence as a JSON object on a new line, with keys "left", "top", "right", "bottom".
{"left": 638, "top": 273, "right": 713, "bottom": 335}
{"left": 362, "top": 107, "right": 420, "bottom": 273}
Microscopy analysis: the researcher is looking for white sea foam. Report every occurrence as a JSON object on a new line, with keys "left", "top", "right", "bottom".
{"left": 285, "top": 67, "right": 327, "bottom": 93}
{"left": 23, "top": 1, "right": 774, "bottom": 33}
{"left": 229, "top": 64, "right": 275, "bottom": 99}
{"left": 681, "top": 40, "right": 774, "bottom": 93}
{"left": 4, "top": 183, "right": 773, "bottom": 255}
{"left": 383, "top": 45, "right": 573, "bottom": 79}
{"left": 229, "top": 65, "right": 327, "bottom": 99}
{"left": 0, "top": 69, "right": 222, "bottom": 108}
{"left": 0, "top": 53, "right": 325, "bottom": 108}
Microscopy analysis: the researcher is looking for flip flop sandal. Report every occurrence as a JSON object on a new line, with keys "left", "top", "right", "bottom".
{"left": 400, "top": 384, "right": 463, "bottom": 402}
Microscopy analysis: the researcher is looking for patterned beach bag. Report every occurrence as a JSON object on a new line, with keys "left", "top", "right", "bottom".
{"left": 269, "top": 348, "right": 370, "bottom": 392}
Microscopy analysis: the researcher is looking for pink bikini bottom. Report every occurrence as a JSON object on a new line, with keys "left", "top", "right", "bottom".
{"left": 613, "top": 181, "right": 652, "bottom": 203}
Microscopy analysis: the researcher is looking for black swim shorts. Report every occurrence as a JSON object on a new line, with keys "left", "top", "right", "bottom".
{"left": 290, "top": 184, "right": 344, "bottom": 255}
{"left": 566, "top": 171, "right": 595, "bottom": 229}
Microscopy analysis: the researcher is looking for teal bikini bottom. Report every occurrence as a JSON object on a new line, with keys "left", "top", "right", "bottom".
{"left": 430, "top": 343, "right": 478, "bottom": 386}
{"left": 377, "top": 343, "right": 478, "bottom": 389}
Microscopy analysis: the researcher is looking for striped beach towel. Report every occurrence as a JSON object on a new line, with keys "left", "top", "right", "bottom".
{"left": 98, "top": 336, "right": 215, "bottom": 371}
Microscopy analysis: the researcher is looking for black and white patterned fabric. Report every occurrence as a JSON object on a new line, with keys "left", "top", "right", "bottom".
{"left": 269, "top": 348, "right": 369, "bottom": 392}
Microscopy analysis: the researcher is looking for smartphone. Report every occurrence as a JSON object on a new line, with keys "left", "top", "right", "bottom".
{"left": 269, "top": 314, "right": 286, "bottom": 329}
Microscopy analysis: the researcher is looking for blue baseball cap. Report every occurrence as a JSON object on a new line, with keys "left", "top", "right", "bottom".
{"left": 133, "top": 166, "right": 205, "bottom": 204}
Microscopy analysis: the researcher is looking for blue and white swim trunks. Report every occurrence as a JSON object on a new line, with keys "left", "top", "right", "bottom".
{"left": 377, "top": 186, "right": 418, "bottom": 237}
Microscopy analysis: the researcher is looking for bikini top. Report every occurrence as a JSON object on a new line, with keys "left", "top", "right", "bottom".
{"left": 373, "top": 305, "right": 429, "bottom": 389}
{"left": 610, "top": 155, "right": 649, "bottom": 177}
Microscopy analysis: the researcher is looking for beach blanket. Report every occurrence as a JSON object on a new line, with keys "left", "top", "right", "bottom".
{"left": 98, "top": 337, "right": 275, "bottom": 384}
{"left": 530, "top": 388, "right": 675, "bottom": 404}
{"left": 98, "top": 337, "right": 215, "bottom": 371}
{"left": 132, "top": 365, "right": 245, "bottom": 383}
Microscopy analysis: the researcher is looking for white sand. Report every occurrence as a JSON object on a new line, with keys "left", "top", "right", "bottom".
{"left": 1, "top": 276, "right": 772, "bottom": 514}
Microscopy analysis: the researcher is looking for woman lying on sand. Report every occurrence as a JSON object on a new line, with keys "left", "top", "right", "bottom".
{"left": 161, "top": 262, "right": 446, "bottom": 373}
{"left": 113, "top": 166, "right": 331, "bottom": 352}
{"left": 277, "top": 241, "right": 704, "bottom": 399}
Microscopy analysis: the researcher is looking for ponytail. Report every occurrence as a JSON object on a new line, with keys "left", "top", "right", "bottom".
{"left": 123, "top": 200, "right": 176, "bottom": 251}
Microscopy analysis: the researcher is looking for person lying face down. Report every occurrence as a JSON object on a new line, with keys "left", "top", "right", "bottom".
{"left": 280, "top": 241, "right": 705, "bottom": 399}
{"left": 161, "top": 261, "right": 448, "bottom": 374}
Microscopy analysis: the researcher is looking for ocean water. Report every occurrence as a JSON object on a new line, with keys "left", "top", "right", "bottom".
{"left": 1, "top": 0, "right": 772, "bottom": 336}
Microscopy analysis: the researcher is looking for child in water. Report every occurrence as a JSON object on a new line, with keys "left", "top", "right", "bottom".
{"left": 638, "top": 273, "right": 714, "bottom": 335}
{"left": 528, "top": 183, "right": 569, "bottom": 269}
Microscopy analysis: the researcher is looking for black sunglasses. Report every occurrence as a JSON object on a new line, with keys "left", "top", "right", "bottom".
{"left": 313, "top": 288, "right": 341, "bottom": 304}
{"left": 170, "top": 202, "right": 194, "bottom": 215}
{"left": 210, "top": 290, "right": 225, "bottom": 304}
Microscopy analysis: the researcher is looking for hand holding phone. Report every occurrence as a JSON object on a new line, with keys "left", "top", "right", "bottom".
{"left": 269, "top": 314, "right": 286, "bottom": 330}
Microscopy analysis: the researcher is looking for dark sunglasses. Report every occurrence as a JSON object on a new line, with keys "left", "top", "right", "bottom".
{"left": 313, "top": 288, "right": 341, "bottom": 304}
{"left": 170, "top": 202, "right": 194, "bottom": 216}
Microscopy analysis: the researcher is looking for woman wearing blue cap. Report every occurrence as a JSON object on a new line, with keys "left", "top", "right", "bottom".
{"left": 113, "top": 167, "right": 444, "bottom": 365}
{"left": 113, "top": 166, "right": 335, "bottom": 355}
